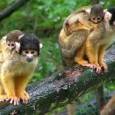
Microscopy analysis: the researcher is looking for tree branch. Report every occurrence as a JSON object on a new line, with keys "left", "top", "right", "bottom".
{"left": 0, "top": 0, "right": 30, "bottom": 21}
{"left": 0, "top": 47, "right": 114, "bottom": 115}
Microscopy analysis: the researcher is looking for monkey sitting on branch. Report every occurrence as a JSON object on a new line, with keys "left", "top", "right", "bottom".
{"left": 59, "top": 4, "right": 113, "bottom": 73}
{"left": 0, "top": 32, "right": 42, "bottom": 105}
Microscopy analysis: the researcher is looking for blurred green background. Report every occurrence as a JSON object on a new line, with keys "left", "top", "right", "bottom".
{"left": 0, "top": 0, "right": 115, "bottom": 114}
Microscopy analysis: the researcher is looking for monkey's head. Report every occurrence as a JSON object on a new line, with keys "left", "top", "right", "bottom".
{"left": 108, "top": 7, "right": 115, "bottom": 26}
{"left": 90, "top": 4, "right": 104, "bottom": 24}
{"left": 6, "top": 30, "right": 24, "bottom": 51}
{"left": 19, "top": 34, "right": 42, "bottom": 62}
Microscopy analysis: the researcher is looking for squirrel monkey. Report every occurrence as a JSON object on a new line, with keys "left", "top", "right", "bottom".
{"left": 59, "top": 4, "right": 108, "bottom": 115}
{"left": 59, "top": 5, "right": 115, "bottom": 115}
{"left": 6, "top": 30, "right": 24, "bottom": 51}
{"left": 59, "top": 4, "right": 112, "bottom": 73}
{"left": 0, "top": 33, "right": 42, "bottom": 105}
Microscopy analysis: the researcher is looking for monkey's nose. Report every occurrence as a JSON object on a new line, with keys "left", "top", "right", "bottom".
{"left": 26, "top": 57, "right": 33, "bottom": 62}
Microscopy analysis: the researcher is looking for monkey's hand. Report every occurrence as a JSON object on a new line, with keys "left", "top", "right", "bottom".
{"left": 17, "top": 91, "right": 29, "bottom": 104}
{"left": 6, "top": 96, "right": 20, "bottom": 105}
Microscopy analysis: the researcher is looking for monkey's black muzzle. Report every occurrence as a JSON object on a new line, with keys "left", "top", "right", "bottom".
{"left": 26, "top": 57, "right": 33, "bottom": 62}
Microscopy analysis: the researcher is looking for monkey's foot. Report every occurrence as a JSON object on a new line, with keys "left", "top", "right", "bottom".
{"left": 6, "top": 96, "right": 20, "bottom": 105}
{"left": 89, "top": 63, "right": 102, "bottom": 73}
{"left": 94, "top": 66, "right": 102, "bottom": 74}
{"left": 80, "top": 63, "right": 102, "bottom": 73}
{"left": 81, "top": 63, "right": 95, "bottom": 69}
{"left": 18, "top": 92, "right": 29, "bottom": 104}
{"left": 75, "top": 59, "right": 93, "bottom": 68}
{"left": 0, "top": 95, "right": 7, "bottom": 102}
{"left": 100, "top": 62, "right": 108, "bottom": 73}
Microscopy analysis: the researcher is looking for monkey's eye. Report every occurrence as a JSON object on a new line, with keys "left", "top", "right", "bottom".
{"left": 31, "top": 51, "right": 38, "bottom": 55}
{"left": 92, "top": 17, "right": 96, "bottom": 20}
{"left": 97, "top": 17, "right": 101, "bottom": 21}
{"left": 8, "top": 44, "right": 11, "bottom": 46}
{"left": 31, "top": 51, "right": 35, "bottom": 54}
{"left": 25, "top": 51, "right": 29, "bottom": 54}
{"left": 11, "top": 44, "right": 15, "bottom": 46}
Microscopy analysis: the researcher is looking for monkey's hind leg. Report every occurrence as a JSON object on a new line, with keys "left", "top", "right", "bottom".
{"left": 74, "top": 45, "right": 94, "bottom": 69}
{"left": 86, "top": 40, "right": 101, "bottom": 73}
{"left": 15, "top": 76, "right": 30, "bottom": 104}
{"left": 98, "top": 45, "right": 108, "bottom": 73}
{"left": 0, "top": 82, "right": 7, "bottom": 102}
{"left": 1, "top": 72, "right": 19, "bottom": 105}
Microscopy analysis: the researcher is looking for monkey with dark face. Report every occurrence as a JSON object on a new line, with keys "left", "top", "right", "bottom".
{"left": 0, "top": 33, "right": 42, "bottom": 105}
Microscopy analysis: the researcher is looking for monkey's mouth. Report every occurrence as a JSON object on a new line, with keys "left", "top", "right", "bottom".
{"left": 92, "top": 21, "right": 101, "bottom": 24}
{"left": 8, "top": 46, "right": 16, "bottom": 51}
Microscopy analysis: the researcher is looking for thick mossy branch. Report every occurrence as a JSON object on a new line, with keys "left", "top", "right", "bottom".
{"left": 0, "top": 47, "right": 115, "bottom": 115}
{"left": 0, "top": 0, "right": 30, "bottom": 21}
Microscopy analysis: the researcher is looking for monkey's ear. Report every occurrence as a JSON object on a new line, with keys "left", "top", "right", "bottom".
{"left": 40, "top": 43, "right": 43, "bottom": 49}
{"left": 104, "top": 11, "right": 112, "bottom": 22}
{"left": 15, "top": 42, "right": 20, "bottom": 52}
{"left": 18, "top": 34, "right": 25, "bottom": 40}
{"left": 103, "top": 9, "right": 107, "bottom": 13}
{"left": 3, "top": 36, "right": 7, "bottom": 40}
{"left": 85, "top": 8, "right": 90, "bottom": 13}
{"left": 68, "top": 16, "right": 78, "bottom": 25}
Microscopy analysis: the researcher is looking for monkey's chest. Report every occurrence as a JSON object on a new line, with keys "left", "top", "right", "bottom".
{"left": 7, "top": 61, "right": 37, "bottom": 77}
{"left": 14, "top": 64, "right": 35, "bottom": 77}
